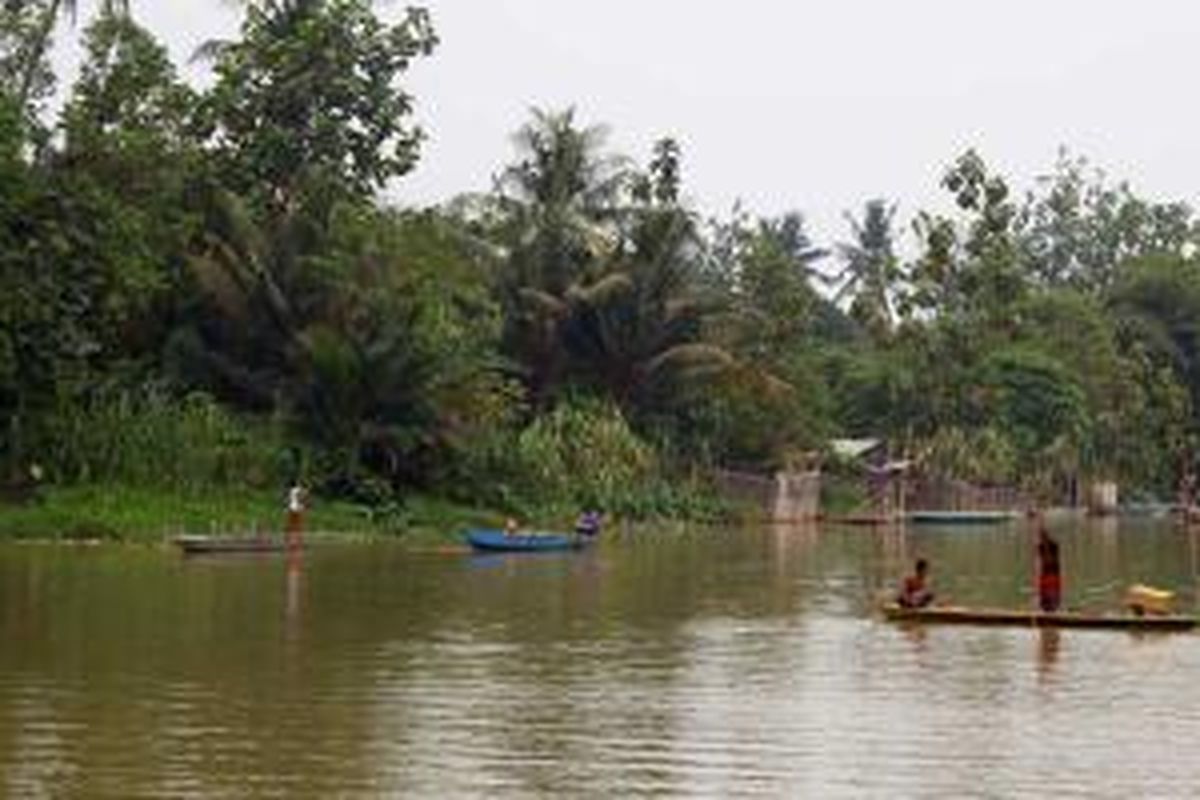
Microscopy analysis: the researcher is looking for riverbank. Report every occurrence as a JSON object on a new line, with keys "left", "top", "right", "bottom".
{"left": 0, "top": 484, "right": 501, "bottom": 546}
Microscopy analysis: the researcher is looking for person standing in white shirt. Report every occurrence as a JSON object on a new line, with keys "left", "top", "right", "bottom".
{"left": 286, "top": 483, "right": 307, "bottom": 547}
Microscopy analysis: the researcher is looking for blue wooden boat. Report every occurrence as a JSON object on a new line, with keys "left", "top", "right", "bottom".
{"left": 464, "top": 528, "right": 587, "bottom": 553}
{"left": 907, "top": 510, "right": 1017, "bottom": 525}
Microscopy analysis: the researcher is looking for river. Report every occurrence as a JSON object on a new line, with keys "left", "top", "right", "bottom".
{"left": 2, "top": 516, "right": 1199, "bottom": 797}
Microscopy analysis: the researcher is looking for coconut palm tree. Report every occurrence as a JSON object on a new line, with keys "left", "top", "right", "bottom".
{"left": 834, "top": 199, "right": 900, "bottom": 340}
{"left": 9, "top": 0, "right": 129, "bottom": 106}
{"left": 496, "top": 106, "right": 630, "bottom": 293}
{"left": 559, "top": 210, "right": 734, "bottom": 411}
{"left": 487, "top": 107, "right": 631, "bottom": 405}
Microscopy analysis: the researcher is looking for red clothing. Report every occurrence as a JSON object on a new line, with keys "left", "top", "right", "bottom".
{"left": 286, "top": 509, "right": 304, "bottom": 547}
{"left": 1037, "top": 534, "right": 1062, "bottom": 611}
{"left": 1039, "top": 572, "right": 1062, "bottom": 612}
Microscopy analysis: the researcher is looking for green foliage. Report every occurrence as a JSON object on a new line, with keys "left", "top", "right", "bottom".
{"left": 486, "top": 107, "right": 631, "bottom": 406}
{"left": 205, "top": 0, "right": 437, "bottom": 208}
{"left": 296, "top": 207, "right": 512, "bottom": 490}
{"left": 908, "top": 149, "right": 1026, "bottom": 322}
{"left": 970, "top": 347, "right": 1088, "bottom": 480}
{"left": 10, "top": 4, "right": 1200, "bottom": 520}
{"left": 176, "top": 192, "right": 510, "bottom": 495}
{"left": 1110, "top": 254, "right": 1200, "bottom": 412}
{"left": 2, "top": 0, "right": 58, "bottom": 114}
{"left": 714, "top": 209, "right": 831, "bottom": 360}
{"left": 1019, "top": 150, "right": 1198, "bottom": 291}
{"left": 0, "top": 163, "right": 169, "bottom": 473}
{"left": 918, "top": 426, "right": 1018, "bottom": 485}
{"left": 1108, "top": 254, "right": 1200, "bottom": 480}
{"left": 35, "top": 387, "right": 288, "bottom": 492}
{"left": 834, "top": 199, "right": 900, "bottom": 340}
{"left": 458, "top": 398, "right": 706, "bottom": 516}
{"left": 0, "top": 483, "right": 373, "bottom": 542}
{"left": 833, "top": 345, "right": 921, "bottom": 439}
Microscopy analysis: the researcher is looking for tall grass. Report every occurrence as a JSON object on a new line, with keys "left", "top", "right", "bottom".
{"left": 37, "top": 387, "right": 289, "bottom": 493}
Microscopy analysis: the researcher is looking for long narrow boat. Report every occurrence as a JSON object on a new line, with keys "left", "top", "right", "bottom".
{"left": 464, "top": 528, "right": 588, "bottom": 553}
{"left": 824, "top": 513, "right": 897, "bottom": 526}
{"left": 906, "top": 510, "right": 1017, "bottom": 525}
{"left": 881, "top": 603, "right": 1197, "bottom": 631}
{"left": 174, "top": 535, "right": 297, "bottom": 555}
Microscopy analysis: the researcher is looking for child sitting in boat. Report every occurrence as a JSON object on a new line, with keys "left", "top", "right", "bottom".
{"left": 896, "top": 558, "right": 935, "bottom": 608}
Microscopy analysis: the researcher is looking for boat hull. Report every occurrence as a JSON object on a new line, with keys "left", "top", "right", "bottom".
{"left": 174, "top": 536, "right": 296, "bottom": 555}
{"left": 907, "top": 510, "right": 1016, "bottom": 525}
{"left": 882, "top": 603, "right": 1197, "bottom": 631}
{"left": 465, "top": 529, "right": 585, "bottom": 553}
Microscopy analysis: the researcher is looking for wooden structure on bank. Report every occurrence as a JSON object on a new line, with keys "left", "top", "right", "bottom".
{"left": 824, "top": 438, "right": 912, "bottom": 524}
{"left": 904, "top": 475, "right": 1025, "bottom": 513}
{"left": 1086, "top": 480, "right": 1119, "bottom": 516}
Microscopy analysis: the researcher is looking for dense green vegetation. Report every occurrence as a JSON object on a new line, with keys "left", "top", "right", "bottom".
{"left": 4, "top": 2, "right": 1200, "bottom": 537}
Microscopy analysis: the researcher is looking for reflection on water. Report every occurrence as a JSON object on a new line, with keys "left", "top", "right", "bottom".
{"left": 1036, "top": 627, "right": 1061, "bottom": 682}
{"left": 1, "top": 517, "right": 1200, "bottom": 796}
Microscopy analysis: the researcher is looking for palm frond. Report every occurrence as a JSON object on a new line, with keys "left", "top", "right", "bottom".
{"left": 517, "top": 287, "right": 569, "bottom": 319}
{"left": 641, "top": 343, "right": 734, "bottom": 383}
{"left": 565, "top": 272, "right": 633, "bottom": 307}
{"left": 190, "top": 38, "right": 233, "bottom": 64}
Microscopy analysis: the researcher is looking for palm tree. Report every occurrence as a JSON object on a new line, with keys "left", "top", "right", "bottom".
{"left": 10, "top": 0, "right": 129, "bottom": 106}
{"left": 560, "top": 210, "right": 733, "bottom": 411}
{"left": 489, "top": 107, "right": 632, "bottom": 405}
{"left": 190, "top": 0, "right": 322, "bottom": 63}
{"left": 496, "top": 107, "right": 630, "bottom": 293}
{"left": 834, "top": 199, "right": 900, "bottom": 340}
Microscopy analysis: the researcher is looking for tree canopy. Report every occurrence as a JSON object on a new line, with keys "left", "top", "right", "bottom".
{"left": 3, "top": 2, "right": 1200, "bottom": 514}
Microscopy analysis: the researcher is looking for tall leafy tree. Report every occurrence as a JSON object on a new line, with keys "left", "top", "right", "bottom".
{"left": 1019, "top": 151, "right": 1197, "bottom": 292}
{"left": 909, "top": 149, "right": 1024, "bottom": 323}
{"left": 1109, "top": 254, "right": 1200, "bottom": 468}
{"left": 2, "top": 0, "right": 128, "bottom": 109}
{"left": 177, "top": 191, "right": 506, "bottom": 491}
{"left": 711, "top": 208, "right": 830, "bottom": 362}
{"left": 58, "top": 9, "right": 199, "bottom": 301}
{"left": 205, "top": 0, "right": 437, "bottom": 211}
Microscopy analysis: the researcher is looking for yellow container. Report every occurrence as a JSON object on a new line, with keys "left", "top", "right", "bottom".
{"left": 1125, "top": 584, "right": 1175, "bottom": 616}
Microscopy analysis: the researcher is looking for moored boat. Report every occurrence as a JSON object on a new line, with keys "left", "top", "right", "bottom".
{"left": 907, "top": 510, "right": 1017, "bottom": 525}
{"left": 464, "top": 528, "right": 587, "bottom": 553}
{"left": 881, "top": 603, "right": 1197, "bottom": 631}
{"left": 174, "top": 535, "right": 297, "bottom": 555}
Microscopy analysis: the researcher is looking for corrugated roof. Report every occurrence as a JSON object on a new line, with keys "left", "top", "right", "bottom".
{"left": 830, "top": 438, "right": 882, "bottom": 459}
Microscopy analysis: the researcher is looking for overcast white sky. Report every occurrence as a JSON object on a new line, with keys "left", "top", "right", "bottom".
{"left": 53, "top": 0, "right": 1200, "bottom": 245}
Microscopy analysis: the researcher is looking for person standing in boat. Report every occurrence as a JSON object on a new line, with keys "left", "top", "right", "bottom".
{"left": 1036, "top": 524, "right": 1062, "bottom": 612}
{"left": 896, "top": 558, "right": 934, "bottom": 608}
{"left": 286, "top": 481, "right": 308, "bottom": 548}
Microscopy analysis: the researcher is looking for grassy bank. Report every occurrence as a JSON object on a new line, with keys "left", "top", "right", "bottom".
{"left": 0, "top": 484, "right": 502, "bottom": 545}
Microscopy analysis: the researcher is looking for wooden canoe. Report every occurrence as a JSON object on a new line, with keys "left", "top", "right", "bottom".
{"left": 825, "top": 513, "right": 897, "bottom": 526}
{"left": 174, "top": 536, "right": 298, "bottom": 555}
{"left": 464, "top": 528, "right": 587, "bottom": 553}
{"left": 881, "top": 603, "right": 1198, "bottom": 631}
